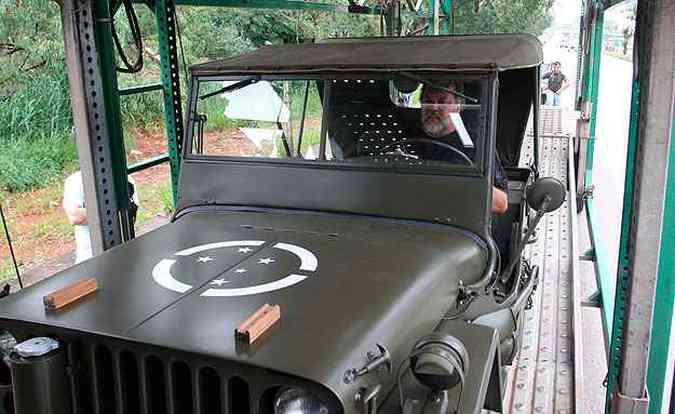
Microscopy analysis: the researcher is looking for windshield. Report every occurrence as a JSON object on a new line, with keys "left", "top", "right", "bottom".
{"left": 186, "top": 74, "right": 488, "bottom": 172}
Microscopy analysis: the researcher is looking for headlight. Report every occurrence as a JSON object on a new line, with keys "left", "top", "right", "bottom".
{"left": 274, "top": 387, "right": 329, "bottom": 414}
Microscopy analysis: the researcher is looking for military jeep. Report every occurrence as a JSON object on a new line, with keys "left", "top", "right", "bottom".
{"left": 0, "top": 34, "right": 564, "bottom": 414}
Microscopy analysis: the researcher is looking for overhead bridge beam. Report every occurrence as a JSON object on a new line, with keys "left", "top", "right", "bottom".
{"left": 165, "top": 0, "right": 350, "bottom": 12}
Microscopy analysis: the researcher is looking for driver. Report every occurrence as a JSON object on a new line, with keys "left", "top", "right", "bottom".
{"left": 420, "top": 81, "right": 509, "bottom": 214}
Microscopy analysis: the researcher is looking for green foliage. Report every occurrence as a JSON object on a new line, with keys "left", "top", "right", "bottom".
{"left": 0, "top": 135, "right": 77, "bottom": 192}
{"left": 0, "top": 0, "right": 551, "bottom": 194}
{"left": 451, "top": 0, "right": 553, "bottom": 36}
{"left": 0, "top": 1, "right": 76, "bottom": 191}
{"left": 158, "top": 181, "right": 175, "bottom": 214}
{"left": 290, "top": 82, "right": 323, "bottom": 118}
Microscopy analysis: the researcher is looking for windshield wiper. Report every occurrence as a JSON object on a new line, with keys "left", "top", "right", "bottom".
{"left": 399, "top": 72, "right": 479, "bottom": 104}
{"left": 198, "top": 76, "right": 260, "bottom": 100}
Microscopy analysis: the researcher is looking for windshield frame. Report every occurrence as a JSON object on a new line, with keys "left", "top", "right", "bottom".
{"left": 183, "top": 72, "right": 496, "bottom": 178}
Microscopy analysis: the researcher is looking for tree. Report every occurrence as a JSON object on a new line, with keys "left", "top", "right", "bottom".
{"left": 446, "top": 0, "right": 553, "bottom": 36}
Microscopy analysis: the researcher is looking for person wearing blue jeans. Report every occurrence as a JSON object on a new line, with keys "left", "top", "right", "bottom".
{"left": 552, "top": 91, "right": 561, "bottom": 107}
{"left": 543, "top": 61, "right": 568, "bottom": 107}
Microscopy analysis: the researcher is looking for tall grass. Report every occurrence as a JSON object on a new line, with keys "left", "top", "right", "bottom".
{"left": 0, "top": 4, "right": 378, "bottom": 193}
{"left": 0, "top": 60, "right": 78, "bottom": 192}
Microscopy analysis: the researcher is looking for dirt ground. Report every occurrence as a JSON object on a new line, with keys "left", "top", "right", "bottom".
{"left": 0, "top": 128, "right": 174, "bottom": 286}
{"left": 0, "top": 123, "right": 305, "bottom": 287}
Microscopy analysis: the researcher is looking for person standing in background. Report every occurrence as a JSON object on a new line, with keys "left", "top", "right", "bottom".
{"left": 63, "top": 171, "right": 139, "bottom": 263}
{"left": 543, "top": 61, "right": 569, "bottom": 107}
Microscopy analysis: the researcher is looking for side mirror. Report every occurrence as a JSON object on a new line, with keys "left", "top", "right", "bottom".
{"left": 500, "top": 177, "right": 566, "bottom": 282}
{"left": 526, "top": 177, "right": 566, "bottom": 213}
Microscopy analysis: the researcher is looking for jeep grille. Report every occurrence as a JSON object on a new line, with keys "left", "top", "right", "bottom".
{"left": 2, "top": 326, "right": 340, "bottom": 414}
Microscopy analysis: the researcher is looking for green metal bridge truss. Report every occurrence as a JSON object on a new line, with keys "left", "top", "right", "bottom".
{"left": 577, "top": 1, "right": 674, "bottom": 413}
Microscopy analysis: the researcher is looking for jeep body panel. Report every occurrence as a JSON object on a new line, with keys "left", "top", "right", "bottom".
{"left": 0, "top": 210, "right": 486, "bottom": 404}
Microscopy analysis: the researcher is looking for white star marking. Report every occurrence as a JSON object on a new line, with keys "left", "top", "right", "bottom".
{"left": 196, "top": 256, "right": 213, "bottom": 263}
{"left": 152, "top": 240, "right": 318, "bottom": 297}
{"left": 258, "top": 257, "right": 275, "bottom": 265}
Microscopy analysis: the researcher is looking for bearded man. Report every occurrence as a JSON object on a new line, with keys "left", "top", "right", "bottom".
{"left": 420, "top": 82, "right": 509, "bottom": 214}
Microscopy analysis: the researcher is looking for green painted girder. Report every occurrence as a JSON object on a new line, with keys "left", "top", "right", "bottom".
{"left": 426, "top": 0, "right": 437, "bottom": 35}
{"left": 579, "top": 1, "right": 612, "bottom": 332}
{"left": 440, "top": 0, "right": 451, "bottom": 15}
{"left": 583, "top": 1, "right": 603, "bottom": 186}
{"left": 604, "top": 77, "right": 640, "bottom": 413}
{"left": 173, "top": 0, "right": 348, "bottom": 11}
{"left": 95, "top": 0, "right": 132, "bottom": 241}
{"left": 155, "top": 0, "right": 185, "bottom": 204}
{"left": 128, "top": 154, "right": 170, "bottom": 174}
{"left": 440, "top": 0, "right": 451, "bottom": 34}
{"left": 119, "top": 82, "right": 163, "bottom": 96}
{"left": 646, "top": 113, "right": 675, "bottom": 414}
{"left": 603, "top": 0, "right": 626, "bottom": 10}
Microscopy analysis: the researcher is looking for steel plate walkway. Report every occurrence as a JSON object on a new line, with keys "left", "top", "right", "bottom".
{"left": 502, "top": 108, "right": 584, "bottom": 414}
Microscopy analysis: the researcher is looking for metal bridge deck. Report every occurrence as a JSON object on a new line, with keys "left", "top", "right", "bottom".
{"left": 502, "top": 108, "right": 583, "bottom": 414}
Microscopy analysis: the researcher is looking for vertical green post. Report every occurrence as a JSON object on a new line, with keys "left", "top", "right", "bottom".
{"left": 646, "top": 121, "right": 675, "bottom": 414}
{"left": 440, "top": 0, "right": 451, "bottom": 35}
{"left": 601, "top": 0, "right": 638, "bottom": 408}
{"left": 426, "top": 0, "right": 438, "bottom": 35}
{"left": 580, "top": 1, "right": 615, "bottom": 338}
{"left": 155, "top": 0, "right": 185, "bottom": 204}
{"left": 94, "top": 0, "right": 132, "bottom": 238}
{"left": 583, "top": 1, "right": 603, "bottom": 187}
{"left": 574, "top": 2, "right": 585, "bottom": 108}
{"left": 605, "top": 76, "right": 640, "bottom": 413}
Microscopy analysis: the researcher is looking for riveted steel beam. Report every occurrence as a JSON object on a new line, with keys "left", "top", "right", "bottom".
{"left": 60, "top": 0, "right": 132, "bottom": 254}
{"left": 172, "top": 0, "right": 347, "bottom": 11}
{"left": 607, "top": 0, "right": 675, "bottom": 412}
{"left": 154, "top": 0, "right": 185, "bottom": 203}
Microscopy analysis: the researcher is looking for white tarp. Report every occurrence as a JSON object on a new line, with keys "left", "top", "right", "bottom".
{"left": 222, "top": 81, "right": 290, "bottom": 123}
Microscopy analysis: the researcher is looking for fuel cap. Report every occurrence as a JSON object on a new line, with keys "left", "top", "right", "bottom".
{"left": 13, "top": 337, "right": 59, "bottom": 358}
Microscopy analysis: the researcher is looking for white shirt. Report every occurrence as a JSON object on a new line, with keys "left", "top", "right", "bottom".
{"left": 63, "top": 171, "right": 139, "bottom": 263}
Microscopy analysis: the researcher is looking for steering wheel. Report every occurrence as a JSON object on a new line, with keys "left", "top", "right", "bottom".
{"left": 379, "top": 138, "right": 474, "bottom": 166}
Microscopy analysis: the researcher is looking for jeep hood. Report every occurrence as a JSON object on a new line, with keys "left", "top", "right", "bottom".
{"left": 0, "top": 210, "right": 486, "bottom": 400}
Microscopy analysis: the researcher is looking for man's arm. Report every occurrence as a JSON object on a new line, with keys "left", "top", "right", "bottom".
{"left": 63, "top": 203, "right": 87, "bottom": 225}
{"left": 492, "top": 187, "right": 508, "bottom": 214}
{"left": 492, "top": 153, "right": 509, "bottom": 214}
{"left": 63, "top": 173, "right": 88, "bottom": 225}
{"left": 560, "top": 75, "right": 570, "bottom": 92}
